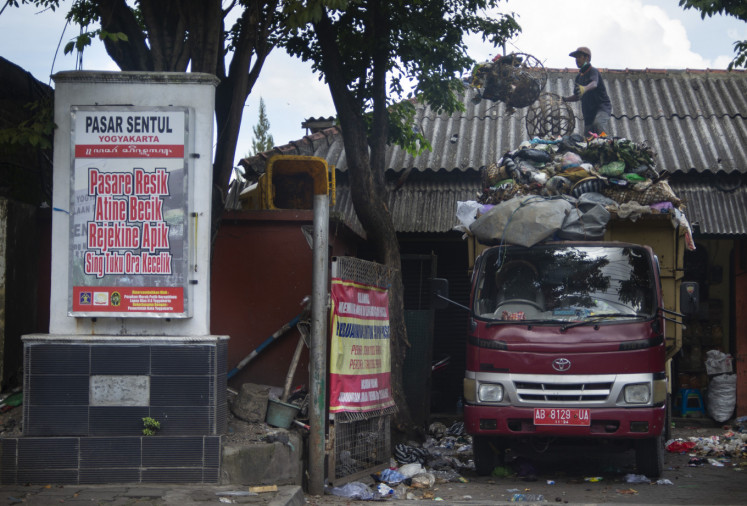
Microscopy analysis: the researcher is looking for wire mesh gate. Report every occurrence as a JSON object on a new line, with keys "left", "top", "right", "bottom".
{"left": 329, "top": 256, "right": 395, "bottom": 484}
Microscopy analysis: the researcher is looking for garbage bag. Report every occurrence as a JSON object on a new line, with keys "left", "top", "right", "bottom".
{"left": 454, "top": 200, "right": 482, "bottom": 233}
{"left": 578, "top": 192, "right": 616, "bottom": 207}
{"left": 704, "top": 350, "right": 733, "bottom": 376}
{"left": 557, "top": 201, "right": 610, "bottom": 240}
{"left": 515, "top": 148, "right": 551, "bottom": 164}
{"left": 707, "top": 373, "right": 736, "bottom": 423}
{"left": 600, "top": 160, "right": 625, "bottom": 176}
{"left": 469, "top": 196, "right": 573, "bottom": 247}
{"left": 329, "top": 482, "right": 375, "bottom": 500}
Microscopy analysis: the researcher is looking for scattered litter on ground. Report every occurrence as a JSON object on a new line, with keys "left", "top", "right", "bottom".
{"left": 616, "top": 488, "right": 638, "bottom": 495}
{"left": 666, "top": 431, "right": 747, "bottom": 459}
{"left": 584, "top": 477, "right": 603, "bottom": 482}
{"left": 215, "top": 490, "right": 258, "bottom": 497}
{"left": 624, "top": 473, "right": 649, "bottom": 483}
{"left": 510, "top": 493, "right": 545, "bottom": 502}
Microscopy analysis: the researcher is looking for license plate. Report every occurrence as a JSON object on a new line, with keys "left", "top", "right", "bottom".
{"left": 534, "top": 408, "right": 591, "bottom": 426}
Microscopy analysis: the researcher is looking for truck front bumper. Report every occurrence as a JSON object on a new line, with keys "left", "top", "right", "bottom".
{"left": 464, "top": 404, "right": 665, "bottom": 438}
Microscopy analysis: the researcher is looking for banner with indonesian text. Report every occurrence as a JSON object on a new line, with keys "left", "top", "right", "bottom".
{"left": 329, "top": 279, "right": 395, "bottom": 414}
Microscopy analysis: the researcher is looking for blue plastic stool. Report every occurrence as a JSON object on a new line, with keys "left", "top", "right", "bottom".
{"left": 680, "top": 388, "right": 706, "bottom": 417}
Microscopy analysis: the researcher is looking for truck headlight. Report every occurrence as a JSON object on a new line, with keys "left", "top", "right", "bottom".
{"left": 624, "top": 383, "right": 651, "bottom": 404}
{"left": 478, "top": 383, "right": 504, "bottom": 402}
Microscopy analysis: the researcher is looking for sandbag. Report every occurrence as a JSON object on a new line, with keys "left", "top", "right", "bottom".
{"left": 470, "top": 196, "right": 573, "bottom": 247}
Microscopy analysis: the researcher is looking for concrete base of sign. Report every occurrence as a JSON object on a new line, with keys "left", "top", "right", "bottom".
{"left": 221, "top": 431, "right": 304, "bottom": 486}
{"left": 21, "top": 334, "right": 228, "bottom": 437}
{"left": 0, "top": 334, "right": 229, "bottom": 484}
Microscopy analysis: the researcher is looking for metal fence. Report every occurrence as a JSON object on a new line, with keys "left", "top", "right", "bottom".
{"left": 329, "top": 256, "right": 394, "bottom": 483}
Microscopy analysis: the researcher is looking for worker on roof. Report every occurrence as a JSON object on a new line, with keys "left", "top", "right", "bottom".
{"left": 562, "top": 46, "right": 612, "bottom": 137}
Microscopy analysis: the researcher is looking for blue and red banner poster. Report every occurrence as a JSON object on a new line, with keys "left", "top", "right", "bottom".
{"left": 68, "top": 107, "right": 190, "bottom": 317}
{"left": 329, "top": 279, "right": 395, "bottom": 414}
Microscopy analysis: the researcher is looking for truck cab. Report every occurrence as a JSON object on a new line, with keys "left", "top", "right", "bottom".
{"left": 464, "top": 242, "right": 670, "bottom": 477}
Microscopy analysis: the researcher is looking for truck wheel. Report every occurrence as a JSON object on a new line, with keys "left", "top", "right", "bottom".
{"left": 635, "top": 435, "right": 663, "bottom": 478}
{"left": 473, "top": 436, "right": 505, "bottom": 476}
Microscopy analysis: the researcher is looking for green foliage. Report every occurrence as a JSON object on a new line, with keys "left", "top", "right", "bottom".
{"left": 0, "top": 99, "right": 55, "bottom": 150}
{"left": 281, "top": 1, "right": 520, "bottom": 154}
{"left": 729, "top": 40, "right": 747, "bottom": 70}
{"left": 250, "top": 98, "right": 275, "bottom": 155}
{"left": 678, "top": 0, "right": 747, "bottom": 21}
{"left": 142, "top": 417, "right": 161, "bottom": 436}
{"left": 679, "top": 0, "right": 747, "bottom": 69}
{"left": 61, "top": 1, "right": 129, "bottom": 57}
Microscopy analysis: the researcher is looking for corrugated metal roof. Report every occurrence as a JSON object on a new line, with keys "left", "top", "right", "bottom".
{"left": 334, "top": 172, "right": 482, "bottom": 235}
{"left": 240, "top": 68, "right": 747, "bottom": 235}
{"left": 245, "top": 69, "right": 747, "bottom": 176}
{"left": 671, "top": 179, "right": 747, "bottom": 236}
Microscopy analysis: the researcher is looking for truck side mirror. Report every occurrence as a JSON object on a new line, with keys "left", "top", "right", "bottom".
{"left": 680, "top": 281, "right": 699, "bottom": 316}
{"left": 431, "top": 278, "right": 450, "bottom": 310}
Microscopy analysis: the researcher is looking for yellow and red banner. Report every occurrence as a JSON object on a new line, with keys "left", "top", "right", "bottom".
{"left": 329, "top": 279, "right": 395, "bottom": 414}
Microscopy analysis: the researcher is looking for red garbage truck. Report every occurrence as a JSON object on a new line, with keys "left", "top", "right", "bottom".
{"left": 435, "top": 217, "right": 697, "bottom": 477}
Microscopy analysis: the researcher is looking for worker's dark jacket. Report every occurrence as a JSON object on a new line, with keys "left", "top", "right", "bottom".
{"left": 575, "top": 65, "right": 612, "bottom": 125}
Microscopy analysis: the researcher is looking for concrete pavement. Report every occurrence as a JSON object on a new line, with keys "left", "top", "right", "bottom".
{"left": 1, "top": 483, "right": 305, "bottom": 505}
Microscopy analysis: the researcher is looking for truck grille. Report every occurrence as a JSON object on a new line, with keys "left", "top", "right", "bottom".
{"left": 514, "top": 380, "right": 613, "bottom": 403}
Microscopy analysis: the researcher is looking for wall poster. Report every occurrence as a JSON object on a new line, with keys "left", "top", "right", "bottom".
{"left": 329, "top": 279, "right": 395, "bottom": 415}
{"left": 68, "top": 106, "right": 191, "bottom": 317}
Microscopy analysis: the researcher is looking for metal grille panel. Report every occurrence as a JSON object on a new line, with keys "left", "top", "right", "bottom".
{"left": 333, "top": 416, "right": 391, "bottom": 481}
{"left": 330, "top": 256, "right": 393, "bottom": 482}
{"left": 332, "top": 256, "right": 393, "bottom": 289}
{"left": 514, "top": 380, "right": 613, "bottom": 403}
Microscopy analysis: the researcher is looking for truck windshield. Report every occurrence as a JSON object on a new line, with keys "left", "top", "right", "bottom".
{"left": 474, "top": 245, "right": 657, "bottom": 323}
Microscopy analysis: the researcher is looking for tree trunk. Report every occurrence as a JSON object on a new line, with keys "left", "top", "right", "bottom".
{"left": 314, "top": 12, "right": 414, "bottom": 430}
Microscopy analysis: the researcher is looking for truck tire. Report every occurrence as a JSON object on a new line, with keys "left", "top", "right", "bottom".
{"left": 635, "top": 435, "right": 663, "bottom": 478}
{"left": 473, "top": 436, "right": 505, "bottom": 476}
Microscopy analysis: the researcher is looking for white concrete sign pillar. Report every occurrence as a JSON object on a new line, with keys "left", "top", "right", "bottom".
{"left": 49, "top": 71, "right": 219, "bottom": 336}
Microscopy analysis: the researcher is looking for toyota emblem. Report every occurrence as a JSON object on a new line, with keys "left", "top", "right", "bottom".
{"left": 552, "top": 358, "right": 571, "bottom": 372}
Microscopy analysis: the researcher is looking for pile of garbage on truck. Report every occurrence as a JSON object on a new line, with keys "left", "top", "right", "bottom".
{"left": 456, "top": 134, "right": 695, "bottom": 250}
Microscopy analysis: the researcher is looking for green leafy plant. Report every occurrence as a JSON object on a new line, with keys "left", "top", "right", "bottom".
{"left": 142, "top": 417, "right": 161, "bottom": 436}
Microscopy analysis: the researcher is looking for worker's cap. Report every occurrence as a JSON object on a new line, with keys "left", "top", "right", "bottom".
{"left": 569, "top": 46, "right": 591, "bottom": 58}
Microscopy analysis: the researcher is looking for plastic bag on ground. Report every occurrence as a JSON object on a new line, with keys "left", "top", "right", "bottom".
{"left": 398, "top": 463, "right": 426, "bottom": 477}
{"left": 328, "top": 481, "right": 374, "bottom": 500}
{"left": 707, "top": 373, "right": 736, "bottom": 422}
{"left": 624, "top": 473, "right": 649, "bottom": 483}
{"left": 411, "top": 472, "right": 436, "bottom": 488}
{"left": 379, "top": 468, "right": 408, "bottom": 484}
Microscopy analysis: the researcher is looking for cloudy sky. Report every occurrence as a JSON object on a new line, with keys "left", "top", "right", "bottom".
{"left": 1, "top": 0, "right": 745, "bottom": 164}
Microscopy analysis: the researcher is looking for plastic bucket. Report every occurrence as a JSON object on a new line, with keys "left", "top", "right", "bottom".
{"left": 265, "top": 399, "right": 299, "bottom": 429}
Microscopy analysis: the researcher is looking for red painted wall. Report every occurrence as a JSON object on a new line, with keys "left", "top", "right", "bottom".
{"left": 210, "top": 210, "right": 357, "bottom": 391}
